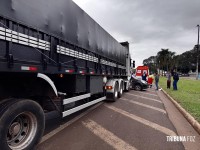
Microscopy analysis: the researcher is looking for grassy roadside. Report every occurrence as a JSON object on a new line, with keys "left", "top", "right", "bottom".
{"left": 159, "top": 77, "right": 200, "bottom": 123}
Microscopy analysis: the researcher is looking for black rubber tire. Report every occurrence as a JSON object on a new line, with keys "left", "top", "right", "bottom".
{"left": 112, "top": 83, "right": 118, "bottom": 102}
{"left": 124, "top": 81, "right": 130, "bottom": 92}
{"left": 134, "top": 84, "right": 142, "bottom": 91}
{"left": 127, "top": 82, "right": 131, "bottom": 92}
{"left": 118, "top": 83, "right": 123, "bottom": 98}
{"left": 0, "top": 99, "right": 45, "bottom": 150}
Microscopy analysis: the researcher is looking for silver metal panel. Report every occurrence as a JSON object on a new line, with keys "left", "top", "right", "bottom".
{"left": 19, "top": 40, "right": 28, "bottom": 46}
{"left": 59, "top": 46, "right": 65, "bottom": 51}
{"left": 85, "top": 54, "right": 89, "bottom": 60}
{"left": 45, "top": 45, "right": 50, "bottom": 48}
{"left": 6, "top": 33, "right": 12, "bottom": 37}
{"left": 63, "top": 93, "right": 91, "bottom": 105}
{"left": 45, "top": 47, "right": 50, "bottom": 50}
{"left": 39, "top": 39, "right": 47, "bottom": 44}
{"left": 29, "top": 36, "right": 37, "bottom": 41}
{"left": 0, "top": 26, "right": 50, "bottom": 51}
{"left": 37, "top": 73, "right": 58, "bottom": 96}
{"left": 11, "top": 34, "right": 18, "bottom": 39}
{"left": 5, "top": 29, "right": 12, "bottom": 33}
{"left": 19, "top": 33, "right": 28, "bottom": 38}
{"left": 10, "top": 31, "right": 18, "bottom": 35}
{"left": 0, "top": 35, "right": 5, "bottom": 40}
{"left": 38, "top": 42, "right": 46, "bottom": 47}
{"left": 29, "top": 43, "right": 38, "bottom": 48}
{"left": 62, "top": 96, "right": 106, "bottom": 117}
{"left": 39, "top": 45, "right": 46, "bottom": 49}
{"left": 29, "top": 39, "right": 38, "bottom": 45}
{"left": 75, "top": 51, "right": 79, "bottom": 57}
{"left": 6, "top": 37, "right": 11, "bottom": 41}
{"left": 60, "top": 51, "right": 65, "bottom": 55}
{"left": 56, "top": 45, "right": 100, "bottom": 63}
{"left": 0, "top": 27, "right": 5, "bottom": 31}
{"left": 0, "top": 30, "right": 5, "bottom": 35}
{"left": 11, "top": 39, "right": 18, "bottom": 43}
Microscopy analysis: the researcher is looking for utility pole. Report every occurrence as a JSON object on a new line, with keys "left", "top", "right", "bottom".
{"left": 196, "top": 25, "right": 199, "bottom": 80}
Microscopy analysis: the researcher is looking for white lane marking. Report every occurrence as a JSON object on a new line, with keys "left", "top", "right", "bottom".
{"left": 82, "top": 119, "right": 137, "bottom": 150}
{"left": 146, "top": 91, "right": 157, "bottom": 94}
{"left": 147, "top": 89, "right": 157, "bottom": 92}
{"left": 121, "top": 98, "right": 166, "bottom": 114}
{"left": 40, "top": 102, "right": 103, "bottom": 144}
{"left": 148, "top": 88, "right": 156, "bottom": 91}
{"left": 105, "top": 105, "right": 176, "bottom": 136}
{"left": 125, "top": 93, "right": 162, "bottom": 103}
{"left": 132, "top": 91, "right": 158, "bottom": 97}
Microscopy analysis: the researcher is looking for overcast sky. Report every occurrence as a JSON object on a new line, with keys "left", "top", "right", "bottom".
{"left": 73, "top": 0, "right": 199, "bottom": 67}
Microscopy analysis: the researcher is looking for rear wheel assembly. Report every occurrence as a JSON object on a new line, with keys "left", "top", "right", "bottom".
{"left": 0, "top": 99, "right": 45, "bottom": 150}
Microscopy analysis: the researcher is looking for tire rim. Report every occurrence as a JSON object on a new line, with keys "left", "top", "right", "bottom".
{"left": 7, "top": 112, "right": 37, "bottom": 150}
{"left": 128, "top": 83, "right": 131, "bottom": 89}
{"left": 120, "top": 88, "right": 123, "bottom": 95}
{"left": 135, "top": 85, "right": 141, "bottom": 91}
{"left": 114, "top": 88, "right": 118, "bottom": 98}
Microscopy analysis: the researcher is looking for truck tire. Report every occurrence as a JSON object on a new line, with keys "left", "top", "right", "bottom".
{"left": 118, "top": 82, "right": 123, "bottom": 98}
{"left": 127, "top": 82, "right": 131, "bottom": 91}
{"left": 0, "top": 99, "right": 45, "bottom": 150}
{"left": 124, "top": 81, "right": 130, "bottom": 92}
{"left": 112, "top": 83, "right": 118, "bottom": 101}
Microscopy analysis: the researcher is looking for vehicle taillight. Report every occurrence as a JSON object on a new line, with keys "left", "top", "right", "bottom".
{"left": 21, "top": 66, "right": 38, "bottom": 71}
{"left": 66, "top": 70, "right": 74, "bottom": 73}
{"left": 106, "top": 86, "right": 113, "bottom": 90}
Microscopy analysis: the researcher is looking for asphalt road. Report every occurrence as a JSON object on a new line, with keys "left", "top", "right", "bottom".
{"left": 37, "top": 87, "right": 200, "bottom": 150}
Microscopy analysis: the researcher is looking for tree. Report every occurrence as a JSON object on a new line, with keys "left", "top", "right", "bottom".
{"left": 156, "top": 49, "right": 175, "bottom": 75}
{"left": 166, "top": 51, "right": 176, "bottom": 71}
{"left": 143, "top": 56, "right": 157, "bottom": 73}
{"left": 143, "top": 47, "right": 198, "bottom": 75}
{"left": 177, "top": 48, "right": 199, "bottom": 73}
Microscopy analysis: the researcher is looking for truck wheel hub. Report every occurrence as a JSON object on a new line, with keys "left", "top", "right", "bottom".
{"left": 7, "top": 112, "right": 37, "bottom": 149}
{"left": 120, "top": 88, "right": 123, "bottom": 94}
{"left": 9, "top": 122, "right": 21, "bottom": 136}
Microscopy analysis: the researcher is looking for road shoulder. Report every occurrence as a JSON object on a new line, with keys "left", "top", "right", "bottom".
{"left": 157, "top": 90, "right": 200, "bottom": 150}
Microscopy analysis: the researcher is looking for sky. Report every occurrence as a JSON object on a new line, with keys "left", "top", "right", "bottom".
{"left": 73, "top": 0, "right": 199, "bottom": 67}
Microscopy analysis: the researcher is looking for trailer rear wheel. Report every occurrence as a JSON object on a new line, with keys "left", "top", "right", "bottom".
{"left": 112, "top": 83, "right": 118, "bottom": 101}
{"left": 118, "top": 83, "right": 123, "bottom": 98}
{"left": 124, "top": 81, "right": 130, "bottom": 92}
{"left": 0, "top": 99, "right": 45, "bottom": 150}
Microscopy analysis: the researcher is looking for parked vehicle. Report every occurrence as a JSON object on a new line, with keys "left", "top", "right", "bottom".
{"left": 131, "top": 77, "right": 148, "bottom": 91}
{"left": 0, "top": 0, "right": 133, "bottom": 149}
{"left": 178, "top": 73, "right": 189, "bottom": 77}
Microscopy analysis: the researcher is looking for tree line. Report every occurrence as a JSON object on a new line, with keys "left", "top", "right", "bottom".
{"left": 143, "top": 46, "right": 200, "bottom": 74}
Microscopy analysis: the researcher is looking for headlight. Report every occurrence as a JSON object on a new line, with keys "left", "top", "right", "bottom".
{"left": 141, "top": 80, "right": 147, "bottom": 84}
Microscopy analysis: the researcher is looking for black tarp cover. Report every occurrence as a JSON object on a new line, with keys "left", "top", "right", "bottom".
{"left": 0, "top": 0, "right": 127, "bottom": 65}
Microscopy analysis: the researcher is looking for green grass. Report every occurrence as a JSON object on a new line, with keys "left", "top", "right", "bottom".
{"left": 159, "top": 77, "right": 200, "bottom": 122}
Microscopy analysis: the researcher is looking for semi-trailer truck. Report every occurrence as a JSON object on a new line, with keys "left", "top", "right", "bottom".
{"left": 0, "top": 0, "right": 133, "bottom": 149}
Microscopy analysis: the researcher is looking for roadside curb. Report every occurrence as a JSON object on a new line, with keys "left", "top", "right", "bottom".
{"left": 161, "top": 89, "right": 200, "bottom": 135}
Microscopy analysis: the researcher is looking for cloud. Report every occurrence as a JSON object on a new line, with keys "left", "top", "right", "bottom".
{"left": 73, "top": 0, "right": 200, "bottom": 66}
